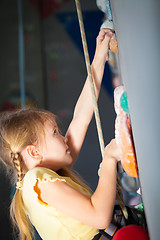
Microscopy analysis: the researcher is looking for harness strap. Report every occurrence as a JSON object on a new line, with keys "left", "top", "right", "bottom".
{"left": 92, "top": 223, "right": 117, "bottom": 239}
{"left": 99, "top": 223, "right": 117, "bottom": 239}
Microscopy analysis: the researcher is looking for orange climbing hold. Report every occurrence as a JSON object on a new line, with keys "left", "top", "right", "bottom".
{"left": 109, "top": 34, "right": 118, "bottom": 53}
{"left": 114, "top": 86, "right": 138, "bottom": 178}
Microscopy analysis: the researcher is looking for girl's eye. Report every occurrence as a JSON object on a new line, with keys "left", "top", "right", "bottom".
{"left": 53, "top": 129, "right": 58, "bottom": 135}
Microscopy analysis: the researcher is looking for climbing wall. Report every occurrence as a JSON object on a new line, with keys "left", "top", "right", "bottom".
{"left": 111, "top": 1, "right": 160, "bottom": 239}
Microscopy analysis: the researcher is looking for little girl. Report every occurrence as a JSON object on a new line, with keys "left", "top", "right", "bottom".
{"left": 0, "top": 29, "right": 120, "bottom": 240}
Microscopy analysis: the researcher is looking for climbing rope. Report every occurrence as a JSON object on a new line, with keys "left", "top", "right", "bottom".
{"left": 75, "top": 0, "right": 105, "bottom": 158}
{"left": 75, "top": 0, "right": 128, "bottom": 219}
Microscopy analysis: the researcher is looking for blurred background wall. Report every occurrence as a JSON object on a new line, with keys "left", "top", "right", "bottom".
{"left": 0, "top": 0, "right": 115, "bottom": 238}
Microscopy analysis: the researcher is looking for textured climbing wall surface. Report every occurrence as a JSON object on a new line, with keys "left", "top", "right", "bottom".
{"left": 111, "top": 1, "right": 160, "bottom": 239}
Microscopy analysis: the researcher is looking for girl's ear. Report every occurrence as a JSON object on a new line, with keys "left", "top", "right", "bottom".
{"left": 26, "top": 145, "right": 42, "bottom": 160}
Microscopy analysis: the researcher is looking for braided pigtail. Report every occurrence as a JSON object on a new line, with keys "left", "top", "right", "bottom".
{"left": 10, "top": 151, "right": 33, "bottom": 240}
{"left": 10, "top": 152, "right": 24, "bottom": 190}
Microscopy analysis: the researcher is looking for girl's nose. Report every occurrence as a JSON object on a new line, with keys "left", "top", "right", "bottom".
{"left": 64, "top": 136, "right": 68, "bottom": 143}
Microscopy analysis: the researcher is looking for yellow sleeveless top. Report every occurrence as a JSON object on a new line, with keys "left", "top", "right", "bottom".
{"left": 21, "top": 167, "right": 98, "bottom": 240}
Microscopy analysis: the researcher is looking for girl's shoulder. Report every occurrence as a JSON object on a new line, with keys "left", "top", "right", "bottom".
{"left": 23, "top": 167, "right": 66, "bottom": 188}
{"left": 22, "top": 167, "right": 68, "bottom": 210}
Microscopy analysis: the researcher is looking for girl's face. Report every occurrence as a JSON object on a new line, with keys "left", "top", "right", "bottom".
{"left": 39, "top": 120, "right": 73, "bottom": 171}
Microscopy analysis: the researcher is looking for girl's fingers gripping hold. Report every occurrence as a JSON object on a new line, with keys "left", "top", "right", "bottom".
{"left": 96, "top": 28, "right": 113, "bottom": 46}
{"left": 94, "top": 28, "right": 113, "bottom": 64}
{"left": 104, "top": 139, "right": 121, "bottom": 163}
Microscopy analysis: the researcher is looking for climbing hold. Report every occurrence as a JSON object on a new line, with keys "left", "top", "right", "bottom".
{"left": 120, "top": 91, "right": 129, "bottom": 114}
{"left": 113, "top": 225, "right": 149, "bottom": 240}
{"left": 114, "top": 85, "right": 138, "bottom": 178}
{"left": 98, "top": 0, "right": 119, "bottom": 53}
{"left": 109, "top": 34, "right": 118, "bottom": 53}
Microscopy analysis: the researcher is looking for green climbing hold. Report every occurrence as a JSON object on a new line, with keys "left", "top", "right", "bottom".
{"left": 134, "top": 203, "right": 144, "bottom": 212}
{"left": 120, "top": 92, "right": 129, "bottom": 114}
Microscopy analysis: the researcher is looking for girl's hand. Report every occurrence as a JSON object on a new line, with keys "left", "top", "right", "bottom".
{"left": 93, "top": 28, "right": 113, "bottom": 66}
{"left": 103, "top": 139, "right": 121, "bottom": 163}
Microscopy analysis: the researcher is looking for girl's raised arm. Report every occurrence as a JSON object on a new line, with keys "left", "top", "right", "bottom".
{"left": 38, "top": 139, "right": 119, "bottom": 229}
{"left": 66, "top": 29, "right": 113, "bottom": 168}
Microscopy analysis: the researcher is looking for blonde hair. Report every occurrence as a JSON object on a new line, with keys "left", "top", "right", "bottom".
{"left": 0, "top": 108, "right": 91, "bottom": 240}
